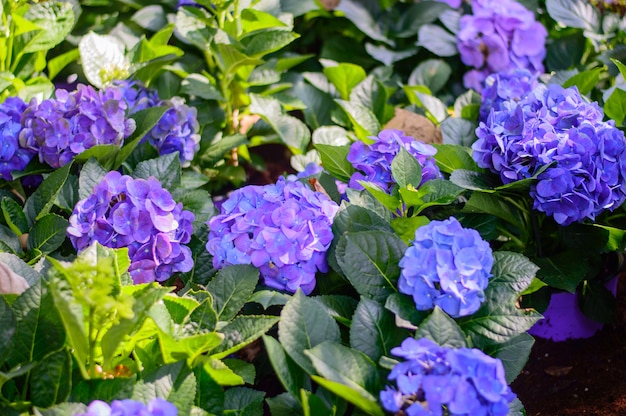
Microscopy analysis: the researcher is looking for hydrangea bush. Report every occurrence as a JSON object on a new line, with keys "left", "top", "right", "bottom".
{"left": 380, "top": 338, "right": 516, "bottom": 416}
{"left": 68, "top": 171, "right": 194, "bottom": 283}
{"left": 0, "top": 97, "right": 32, "bottom": 181}
{"left": 77, "top": 398, "right": 177, "bottom": 416}
{"left": 207, "top": 177, "right": 339, "bottom": 294}
{"left": 399, "top": 217, "right": 494, "bottom": 317}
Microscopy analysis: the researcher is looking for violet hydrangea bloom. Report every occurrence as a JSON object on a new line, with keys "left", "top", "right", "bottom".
{"left": 479, "top": 68, "right": 538, "bottom": 121}
{"left": 0, "top": 97, "right": 35, "bottom": 181}
{"left": 399, "top": 217, "right": 493, "bottom": 318}
{"left": 75, "top": 397, "right": 177, "bottom": 416}
{"left": 457, "top": 0, "right": 547, "bottom": 91}
{"left": 207, "top": 177, "right": 339, "bottom": 294}
{"left": 67, "top": 171, "right": 194, "bottom": 284}
{"left": 113, "top": 79, "right": 160, "bottom": 115}
{"left": 19, "top": 84, "right": 136, "bottom": 168}
{"left": 473, "top": 83, "right": 626, "bottom": 225}
{"left": 347, "top": 129, "right": 442, "bottom": 193}
{"left": 380, "top": 338, "right": 515, "bottom": 416}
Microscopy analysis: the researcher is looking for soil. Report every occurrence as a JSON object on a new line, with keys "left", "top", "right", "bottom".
{"left": 513, "top": 274, "right": 626, "bottom": 416}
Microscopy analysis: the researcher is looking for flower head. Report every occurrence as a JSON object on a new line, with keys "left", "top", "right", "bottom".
{"left": 207, "top": 177, "right": 339, "bottom": 294}
{"left": 347, "top": 129, "right": 442, "bottom": 193}
{"left": 457, "top": 0, "right": 547, "bottom": 91}
{"left": 0, "top": 97, "right": 34, "bottom": 181}
{"left": 473, "top": 83, "right": 626, "bottom": 225}
{"left": 399, "top": 217, "right": 493, "bottom": 318}
{"left": 76, "top": 397, "right": 177, "bottom": 416}
{"left": 67, "top": 171, "right": 194, "bottom": 284}
{"left": 479, "top": 68, "right": 539, "bottom": 121}
{"left": 19, "top": 84, "right": 136, "bottom": 168}
{"left": 113, "top": 79, "right": 160, "bottom": 114}
{"left": 380, "top": 338, "right": 515, "bottom": 416}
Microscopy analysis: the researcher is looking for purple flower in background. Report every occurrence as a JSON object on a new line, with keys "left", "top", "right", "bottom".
{"left": 144, "top": 98, "right": 200, "bottom": 167}
{"left": 67, "top": 171, "right": 194, "bottom": 284}
{"left": 479, "top": 68, "right": 538, "bottom": 121}
{"left": 399, "top": 217, "right": 493, "bottom": 318}
{"left": 435, "top": 0, "right": 462, "bottom": 7}
{"left": 75, "top": 397, "right": 177, "bottom": 416}
{"left": 207, "top": 177, "right": 339, "bottom": 294}
{"left": 0, "top": 97, "right": 35, "bottom": 181}
{"left": 457, "top": 0, "right": 547, "bottom": 91}
{"left": 474, "top": 83, "right": 626, "bottom": 225}
{"left": 380, "top": 338, "right": 515, "bottom": 416}
{"left": 113, "top": 79, "right": 160, "bottom": 114}
{"left": 347, "top": 129, "right": 442, "bottom": 193}
{"left": 19, "top": 84, "right": 136, "bottom": 168}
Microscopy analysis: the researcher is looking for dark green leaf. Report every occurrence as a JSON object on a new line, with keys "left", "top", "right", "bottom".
{"left": 2, "top": 197, "right": 28, "bottom": 235}
{"left": 132, "top": 362, "right": 197, "bottom": 415}
{"left": 414, "top": 307, "right": 467, "bottom": 348}
{"left": 604, "top": 88, "right": 626, "bottom": 126}
{"left": 417, "top": 24, "right": 458, "bottom": 57}
{"left": 491, "top": 251, "right": 540, "bottom": 293}
{"left": 579, "top": 279, "right": 617, "bottom": 324}
{"left": 224, "top": 387, "right": 265, "bottom": 416}
{"left": 0, "top": 296, "right": 16, "bottom": 367}
{"left": 23, "top": 2, "right": 74, "bottom": 53}
{"left": 24, "top": 162, "right": 72, "bottom": 226}
{"left": 534, "top": 251, "right": 589, "bottom": 293}
{"left": 432, "top": 144, "right": 479, "bottom": 173}
{"left": 335, "top": 99, "right": 381, "bottom": 141}
{"left": 243, "top": 31, "right": 299, "bottom": 58}
{"left": 249, "top": 290, "right": 291, "bottom": 309}
{"left": 185, "top": 298, "right": 219, "bottom": 335}
{"left": 263, "top": 335, "right": 309, "bottom": 400}
{"left": 315, "top": 144, "right": 354, "bottom": 183}
{"left": 483, "top": 332, "right": 534, "bottom": 384}
{"left": 181, "top": 73, "right": 224, "bottom": 101}
{"left": 390, "top": 216, "right": 430, "bottom": 244}
{"left": 206, "top": 265, "right": 258, "bottom": 321}
{"left": 440, "top": 117, "right": 478, "bottom": 147}
{"left": 562, "top": 68, "right": 603, "bottom": 95}
{"left": 350, "top": 298, "right": 408, "bottom": 361}
{"left": 194, "top": 364, "right": 225, "bottom": 414}
{"left": 546, "top": 0, "right": 600, "bottom": 31}
{"left": 335, "top": 231, "right": 407, "bottom": 301}
{"left": 114, "top": 106, "right": 169, "bottom": 170}
{"left": 30, "top": 348, "right": 71, "bottom": 407}
{"left": 27, "top": 214, "right": 68, "bottom": 254}
{"left": 211, "top": 315, "right": 280, "bottom": 359}
{"left": 278, "top": 290, "right": 340, "bottom": 374}
{"left": 132, "top": 152, "right": 182, "bottom": 193}
{"left": 78, "top": 158, "right": 108, "bottom": 200}
{"left": 408, "top": 59, "right": 452, "bottom": 94}
{"left": 391, "top": 147, "right": 423, "bottom": 189}
{"left": 323, "top": 63, "right": 367, "bottom": 101}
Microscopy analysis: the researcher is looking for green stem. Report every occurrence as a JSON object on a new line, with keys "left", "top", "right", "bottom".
{"left": 88, "top": 306, "right": 97, "bottom": 377}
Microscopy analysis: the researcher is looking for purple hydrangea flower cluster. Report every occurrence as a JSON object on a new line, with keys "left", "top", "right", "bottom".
{"left": 399, "top": 217, "right": 493, "bottom": 318}
{"left": 114, "top": 81, "right": 200, "bottom": 167}
{"left": 19, "top": 84, "right": 136, "bottom": 168}
{"left": 67, "top": 171, "right": 194, "bottom": 284}
{"left": 479, "top": 68, "right": 538, "bottom": 121}
{"left": 380, "top": 338, "right": 515, "bottom": 416}
{"left": 0, "top": 97, "right": 34, "bottom": 181}
{"left": 207, "top": 177, "right": 339, "bottom": 294}
{"left": 76, "top": 398, "right": 177, "bottom": 416}
{"left": 473, "top": 83, "right": 626, "bottom": 225}
{"left": 347, "top": 129, "right": 442, "bottom": 193}
{"left": 457, "top": 0, "right": 547, "bottom": 92}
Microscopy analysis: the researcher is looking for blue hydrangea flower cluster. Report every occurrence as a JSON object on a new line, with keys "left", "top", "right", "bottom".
{"left": 473, "top": 83, "right": 626, "bottom": 225}
{"left": 115, "top": 81, "right": 200, "bottom": 167}
{"left": 457, "top": 0, "right": 547, "bottom": 91}
{"left": 0, "top": 97, "right": 34, "bottom": 181}
{"left": 479, "top": 68, "right": 538, "bottom": 121}
{"left": 75, "top": 397, "right": 177, "bottom": 416}
{"left": 346, "top": 129, "right": 442, "bottom": 193}
{"left": 19, "top": 84, "right": 136, "bottom": 168}
{"left": 380, "top": 338, "right": 515, "bottom": 416}
{"left": 67, "top": 171, "right": 194, "bottom": 284}
{"left": 399, "top": 217, "right": 493, "bottom": 318}
{"left": 207, "top": 176, "right": 339, "bottom": 294}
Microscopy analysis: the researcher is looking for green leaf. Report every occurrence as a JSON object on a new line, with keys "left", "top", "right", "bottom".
{"left": 242, "top": 31, "right": 299, "bottom": 58}
{"left": 159, "top": 332, "right": 224, "bottom": 365}
{"left": 415, "top": 92, "right": 449, "bottom": 123}
{"left": 23, "top": 2, "right": 74, "bottom": 53}
{"left": 394, "top": 2, "right": 451, "bottom": 37}
{"left": 580, "top": 279, "right": 617, "bottom": 324}
{"left": 417, "top": 24, "right": 458, "bottom": 57}
{"left": 163, "top": 295, "right": 201, "bottom": 325}
{"left": 114, "top": 106, "right": 169, "bottom": 170}
{"left": 323, "top": 63, "right": 367, "bottom": 101}
{"left": 211, "top": 315, "right": 280, "bottom": 359}
{"left": 185, "top": 298, "right": 219, "bottom": 335}
{"left": 0, "top": 253, "right": 42, "bottom": 293}
{"left": 194, "top": 364, "right": 225, "bottom": 414}
{"left": 604, "top": 88, "right": 626, "bottom": 126}
{"left": 133, "top": 362, "right": 197, "bottom": 415}
{"left": 78, "top": 158, "right": 108, "bottom": 200}
{"left": 306, "top": 341, "right": 380, "bottom": 399}
{"left": 47, "top": 48, "right": 80, "bottom": 80}
{"left": 414, "top": 307, "right": 468, "bottom": 348}
{"left": 315, "top": 144, "right": 354, "bottom": 183}
{"left": 350, "top": 75, "right": 389, "bottom": 123}
{"left": 278, "top": 290, "right": 340, "bottom": 375}
{"left": 30, "top": 348, "right": 71, "bottom": 408}
{"left": 391, "top": 147, "right": 423, "bottom": 189}
{"left": 462, "top": 192, "right": 524, "bottom": 231}
{"left": 206, "top": 265, "right": 259, "bottom": 321}
{"left": 312, "top": 376, "right": 384, "bottom": 416}
{"left": 335, "top": 231, "right": 407, "bottom": 301}
{"left": 408, "top": 59, "right": 452, "bottom": 95}
{"left": 6, "top": 281, "right": 65, "bottom": 368}
{"left": 534, "top": 251, "right": 589, "bottom": 293}
{"left": 546, "top": 0, "right": 600, "bottom": 31}
{"left": 24, "top": 162, "right": 72, "bottom": 226}
{"left": 432, "top": 144, "right": 479, "bottom": 173}
{"left": 611, "top": 58, "right": 626, "bottom": 80}
{"left": 335, "top": 0, "right": 392, "bottom": 46}
{"left": 440, "top": 117, "right": 478, "bottom": 147}
{"left": 491, "top": 251, "right": 540, "bottom": 293}
{"left": 223, "top": 387, "right": 265, "bottom": 416}
{"left": 263, "top": 335, "right": 309, "bottom": 400}
{"left": 335, "top": 99, "right": 381, "bottom": 141}
{"left": 350, "top": 298, "right": 408, "bottom": 362}
{"left": 390, "top": 216, "right": 430, "bottom": 244}
{"left": 358, "top": 181, "right": 402, "bottom": 212}
{"left": 562, "top": 68, "right": 603, "bottom": 95}
{"left": 27, "top": 214, "right": 68, "bottom": 254}
{"left": 249, "top": 290, "right": 291, "bottom": 309}
{"left": 2, "top": 197, "right": 28, "bottom": 235}
{"left": 181, "top": 74, "right": 224, "bottom": 101}
{"left": 483, "top": 332, "right": 534, "bottom": 384}
{"left": 332, "top": 204, "right": 393, "bottom": 237}
{"left": 201, "top": 357, "right": 244, "bottom": 386}
{"left": 0, "top": 296, "right": 16, "bottom": 367}
{"left": 132, "top": 152, "right": 182, "bottom": 193}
